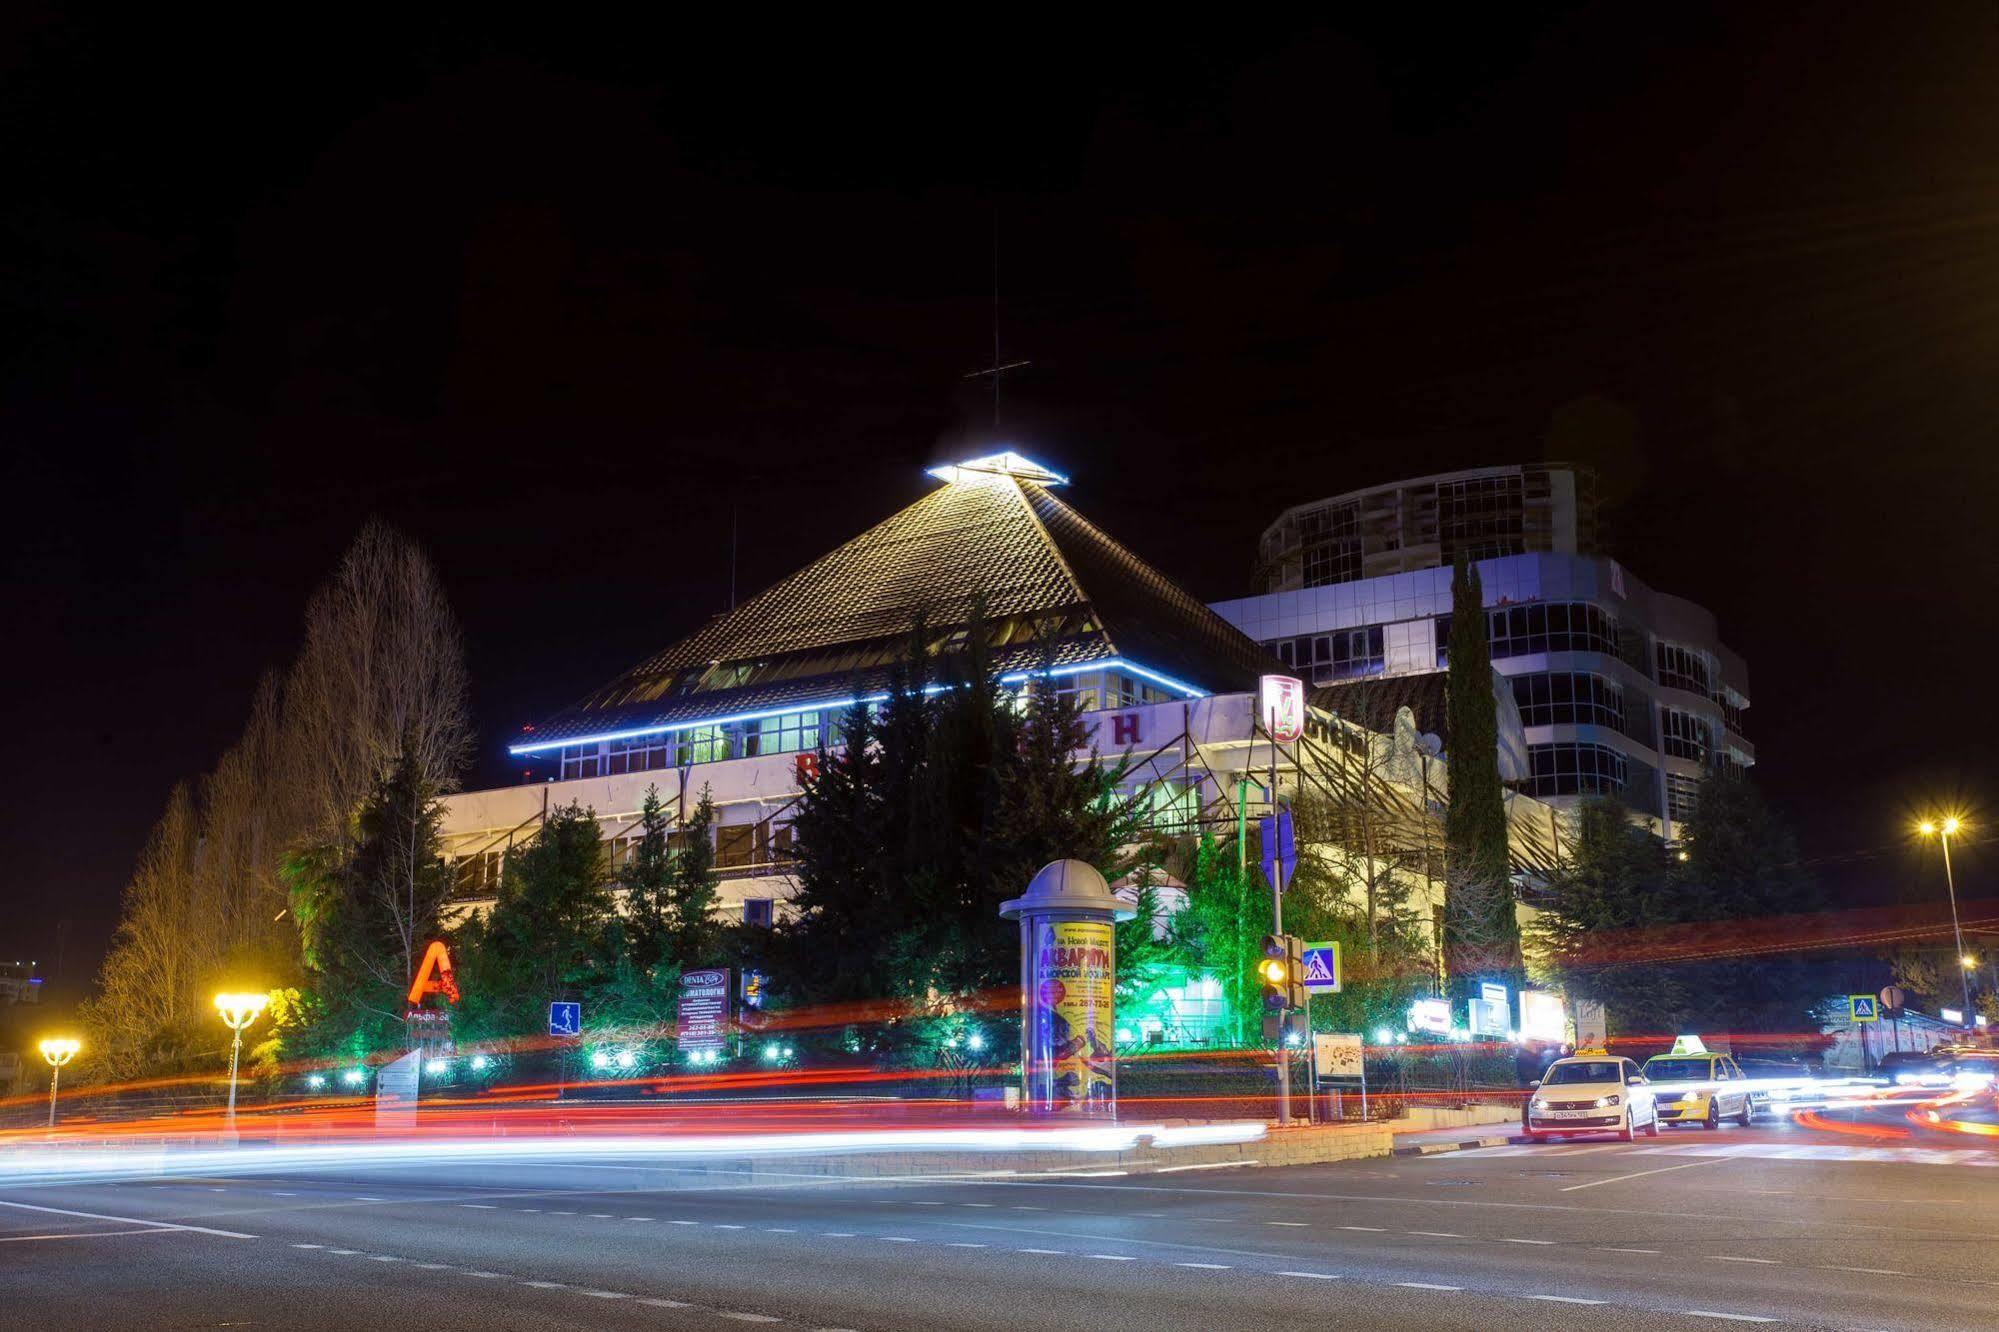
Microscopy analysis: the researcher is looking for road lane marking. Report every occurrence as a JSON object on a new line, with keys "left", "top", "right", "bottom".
{"left": 291, "top": 1243, "right": 323, "bottom": 1249}
{"left": 640, "top": 1297, "right": 692, "bottom": 1308}
{"left": 1528, "top": 1295, "right": 1605, "bottom": 1305}
{"left": 822, "top": 1231, "right": 856, "bottom": 1237}
{"left": 625, "top": 1216, "right": 653, "bottom": 1222}
{"left": 0, "top": 1229, "right": 178, "bottom": 1243}
{"left": 369, "top": 1255, "right": 402, "bottom": 1262}
{"left": 882, "top": 1236, "right": 918, "bottom": 1242}
{"left": 1018, "top": 1247, "right": 1065, "bottom": 1254}
{"left": 1819, "top": 1265, "right": 1905, "bottom": 1275}
{"left": 328, "top": 1249, "right": 360, "bottom": 1255}
{"left": 1712, "top": 1256, "right": 1779, "bottom": 1264}
{"left": 1560, "top": 1159, "right": 1722, "bottom": 1192}
{"left": 577, "top": 1290, "right": 628, "bottom": 1299}
{"left": 1499, "top": 1237, "right": 1555, "bottom": 1245}
{"left": 462, "top": 1271, "right": 503, "bottom": 1278}
{"left": 1397, "top": 1282, "right": 1461, "bottom": 1290}
{"left": 719, "top": 1316, "right": 780, "bottom": 1324}
{"left": 1276, "top": 1271, "right": 1341, "bottom": 1280}
{"left": 1596, "top": 1247, "right": 1662, "bottom": 1254}
{"left": 523, "top": 1280, "right": 567, "bottom": 1289}
{"left": 714, "top": 1224, "right": 746, "bottom": 1230}
{"left": 412, "top": 1262, "right": 450, "bottom": 1270}
{"left": 1341, "top": 1225, "right": 1386, "bottom": 1232}
{"left": 458, "top": 1204, "right": 498, "bottom": 1209}
{"left": 947, "top": 1242, "right": 988, "bottom": 1248}
{"left": 1087, "top": 1253, "right": 1136, "bottom": 1261}
{"left": 1408, "top": 1230, "right": 1462, "bottom": 1237}
{"left": 1684, "top": 1314, "right": 1775, "bottom": 1323}
{"left": 762, "top": 1227, "right": 796, "bottom": 1233}
{"left": 1265, "top": 1221, "right": 1307, "bottom": 1227}
{"left": 352, "top": 1196, "right": 384, "bottom": 1201}
{"left": 1176, "top": 1262, "right": 1230, "bottom": 1269}
{"left": 671, "top": 1220, "right": 699, "bottom": 1226}
{"left": 0, "top": 1200, "right": 256, "bottom": 1241}
{"left": 587, "top": 1213, "right": 615, "bottom": 1218}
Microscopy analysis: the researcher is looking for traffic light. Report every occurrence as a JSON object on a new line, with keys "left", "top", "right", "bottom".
{"left": 1258, "top": 934, "right": 1307, "bottom": 1012}
{"left": 1259, "top": 935, "right": 1289, "bottom": 1011}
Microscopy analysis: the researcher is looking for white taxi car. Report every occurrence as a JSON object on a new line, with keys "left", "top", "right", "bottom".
{"left": 1523, "top": 1054, "right": 1660, "bottom": 1142}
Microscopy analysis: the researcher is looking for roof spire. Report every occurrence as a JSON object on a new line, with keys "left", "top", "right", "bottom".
{"left": 925, "top": 451, "right": 1069, "bottom": 486}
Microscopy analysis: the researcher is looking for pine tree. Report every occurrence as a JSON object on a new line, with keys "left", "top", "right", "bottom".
{"left": 1442, "top": 555, "right": 1524, "bottom": 999}
{"left": 286, "top": 741, "right": 455, "bottom": 1056}
{"left": 620, "top": 784, "right": 675, "bottom": 974}
{"left": 455, "top": 802, "right": 612, "bottom": 1039}
{"left": 1173, "top": 830, "right": 1269, "bottom": 1047}
{"left": 666, "top": 786, "right": 724, "bottom": 969}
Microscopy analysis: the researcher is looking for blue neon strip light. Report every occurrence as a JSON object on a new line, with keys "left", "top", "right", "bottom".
{"left": 506, "top": 657, "right": 1207, "bottom": 756}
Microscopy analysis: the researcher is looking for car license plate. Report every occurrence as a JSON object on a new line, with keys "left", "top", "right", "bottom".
{"left": 1542, "top": 1109, "right": 1599, "bottom": 1119}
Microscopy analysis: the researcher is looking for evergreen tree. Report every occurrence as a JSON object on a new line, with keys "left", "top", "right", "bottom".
{"left": 286, "top": 742, "right": 453, "bottom": 1056}
{"left": 620, "top": 784, "right": 675, "bottom": 974}
{"left": 1114, "top": 871, "right": 1184, "bottom": 1009}
{"left": 1173, "top": 830, "right": 1268, "bottom": 1047}
{"left": 1530, "top": 797, "right": 1686, "bottom": 1032}
{"left": 454, "top": 802, "right": 612, "bottom": 1039}
{"left": 1442, "top": 556, "right": 1524, "bottom": 998}
{"left": 666, "top": 786, "right": 724, "bottom": 968}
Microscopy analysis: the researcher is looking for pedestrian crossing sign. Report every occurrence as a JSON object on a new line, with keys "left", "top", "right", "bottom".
{"left": 1849, "top": 995, "right": 1878, "bottom": 1023}
{"left": 1302, "top": 942, "right": 1341, "bottom": 993}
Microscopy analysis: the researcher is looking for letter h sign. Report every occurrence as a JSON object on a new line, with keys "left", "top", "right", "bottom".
{"left": 1111, "top": 714, "right": 1141, "bottom": 746}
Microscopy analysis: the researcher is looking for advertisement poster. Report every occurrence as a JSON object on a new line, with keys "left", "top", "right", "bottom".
{"left": 1026, "top": 920, "right": 1115, "bottom": 1114}
{"left": 677, "top": 967, "right": 731, "bottom": 1052}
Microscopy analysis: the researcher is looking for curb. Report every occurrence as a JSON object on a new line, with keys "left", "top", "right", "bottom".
{"left": 1390, "top": 1132, "right": 1526, "bottom": 1157}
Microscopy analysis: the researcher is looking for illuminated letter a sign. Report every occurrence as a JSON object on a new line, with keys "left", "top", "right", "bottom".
{"left": 407, "top": 940, "right": 460, "bottom": 1006}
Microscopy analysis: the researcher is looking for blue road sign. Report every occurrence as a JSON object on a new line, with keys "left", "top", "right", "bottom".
{"left": 1259, "top": 808, "right": 1298, "bottom": 891}
{"left": 1849, "top": 995, "right": 1878, "bottom": 1023}
{"left": 548, "top": 1001, "right": 582, "bottom": 1037}
{"left": 1301, "top": 942, "right": 1341, "bottom": 993}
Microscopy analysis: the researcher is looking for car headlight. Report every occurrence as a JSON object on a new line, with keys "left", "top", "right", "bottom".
{"left": 1530, "top": 1098, "right": 1548, "bottom": 1110}
{"left": 1593, "top": 1094, "right": 1621, "bottom": 1108}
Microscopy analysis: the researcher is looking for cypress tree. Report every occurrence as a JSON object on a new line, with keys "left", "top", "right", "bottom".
{"left": 620, "top": 783, "right": 674, "bottom": 974}
{"left": 1442, "top": 555, "right": 1524, "bottom": 999}
{"left": 666, "top": 786, "right": 723, "bottom": 968}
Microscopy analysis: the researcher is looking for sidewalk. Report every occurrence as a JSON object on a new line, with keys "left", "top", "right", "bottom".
{"left": 1387, "top": 1120, "right": 1526, "bottom": 1156}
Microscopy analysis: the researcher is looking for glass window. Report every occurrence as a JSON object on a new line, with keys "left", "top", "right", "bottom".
{"left": 1656, "top": 643, "right": 1713, "bottom": 696}
{"left": 743, "top": 898, "right": 774, "bottom": 928}
{"left": 1511, "top": 672, "right": 1625, "bottom": 730}
{"left": 1519, "top": 742, "right": 1627, "bottom": 797}
{"left": 715, "top": 824, "right": 754, "bottom": 869}
{"left": 1666, "top": 771, "right": 1701, "bottom": 822}
{"left": 1660, "top": 709, "right": 1711, "bottom": 761}
{"left": 1487, "top": 602, "right": 1622, "bottom": 659}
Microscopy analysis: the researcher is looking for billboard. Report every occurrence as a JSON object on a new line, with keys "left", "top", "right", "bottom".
{"left": 1517, "top": 989, "right": 1566, "bottom": 1043}
{"left": 1260, "top": 674, "right": 1306, "bottom": 744}
{"left": 1024, "top": 920, "right": 1115, "bottom": 1114}
{"left": 677, "top": 967, "right": 732, "bottom": 1052}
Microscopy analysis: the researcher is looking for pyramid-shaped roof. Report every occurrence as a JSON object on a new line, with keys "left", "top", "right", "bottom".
{"left": 512, "top": 454, "right": 1279, "bottom": 752}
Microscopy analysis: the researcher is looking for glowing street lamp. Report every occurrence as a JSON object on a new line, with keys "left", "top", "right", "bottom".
{"left": 213, "top": 991, "right": 270, "bottom": 1125}
{"left": 1916, "top": 817, "right": 1973, "bottom": 1025}
{"left": 38, "top": 1038, "right": 79, "bottom": 1128}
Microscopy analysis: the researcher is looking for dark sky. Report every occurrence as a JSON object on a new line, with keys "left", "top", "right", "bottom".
{"left": 4, "top": 8, "right": 1995, "bottom": 989}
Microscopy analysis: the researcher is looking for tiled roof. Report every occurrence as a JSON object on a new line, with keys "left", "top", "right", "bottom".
{"left": 518, "top": 469, "right": 1280, "bottom": 748}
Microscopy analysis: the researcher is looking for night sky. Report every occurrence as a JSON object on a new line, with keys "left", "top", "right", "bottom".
{"left": 5, "top": 9, "right": 1995, "bottom": 991}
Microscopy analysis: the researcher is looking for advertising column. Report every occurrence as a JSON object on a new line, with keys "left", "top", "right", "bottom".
{"left": 1001, "top": 860, "right": 1136, "bottom": 1116}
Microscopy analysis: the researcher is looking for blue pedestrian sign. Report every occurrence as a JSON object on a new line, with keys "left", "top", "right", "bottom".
{"left": 1260, "top": 808, "right": 1298, "bottom": 891}
{"left": 1848, "top": 995, "right": 1878, "bottom": 1023}
{"left": 548, "top": 1001, "right": 582, "bottom": 1037}
{"left": 1301, "top": 942, "right": 1341, "bottom": 993}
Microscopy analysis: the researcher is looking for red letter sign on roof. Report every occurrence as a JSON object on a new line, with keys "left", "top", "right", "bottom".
{"left": 407, "top": 939, "right": 460, "bottom": 1006}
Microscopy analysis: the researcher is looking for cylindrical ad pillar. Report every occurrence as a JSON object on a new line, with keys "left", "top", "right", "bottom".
{"left": 1001, "top": 859, "right": 1136, "bottom": 1116}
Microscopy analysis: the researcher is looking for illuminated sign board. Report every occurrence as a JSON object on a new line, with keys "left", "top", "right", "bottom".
{"left": 678, "top": 967, "right": 732, "bottom": 1052}
{"left": 406, "top": 940, "right": 459, "bottom": 1007}
{"left": 1260, "top": 674, "right": 1306, "bottom": 744}
{"left": 1517, "top": 990, "right": 1565, "bottom": 1043}
{"left": 1407, "top": 997, "right": 1452, "bottom": 1035}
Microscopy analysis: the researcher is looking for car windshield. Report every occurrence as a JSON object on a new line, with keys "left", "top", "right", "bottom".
{"left": 1544, "top": 1061, "right": 1621, "bottom": 1085}
{"left": 1643, "top": 1058, "right": 1712, "bottom": 1081}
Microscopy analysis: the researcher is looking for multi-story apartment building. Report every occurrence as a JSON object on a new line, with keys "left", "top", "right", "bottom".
{"left": 1212, "top": 464, "right": 1751, "bottom": 839}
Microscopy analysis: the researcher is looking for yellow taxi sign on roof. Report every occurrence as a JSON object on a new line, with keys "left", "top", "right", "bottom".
{"left": 1668, "top": 1034, "right": 1708, "bottom": 1056}
{"left": 1574, "top": 1045, "right": 1609, "bottom": 1056}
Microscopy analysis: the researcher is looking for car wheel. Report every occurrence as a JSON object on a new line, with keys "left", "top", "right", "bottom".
{"left": 1736, "top": 1099, "right": 1753, "bottom": 1128}
{"left": 1644, "top": 1110, "right": 1661, "bottom": 1137}
{"left": 1620, "top": 1111, "right": 1637, "bottom": 1142}
{"left": 1704, "top": 1100, "right": 1720, "bottom": 1130}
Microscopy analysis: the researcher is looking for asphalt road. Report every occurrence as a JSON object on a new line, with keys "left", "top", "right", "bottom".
{"left": 5, "top": 1117, "right": 1998, "bottom": 1331}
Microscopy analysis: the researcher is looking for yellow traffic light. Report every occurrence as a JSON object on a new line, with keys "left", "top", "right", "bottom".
{"left": 1257, "top": 957, "right": 1288, "bottom": 985}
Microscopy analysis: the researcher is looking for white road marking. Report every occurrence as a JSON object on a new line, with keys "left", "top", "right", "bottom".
{"left": 1018, "top": 1247, "right": 1065, "bottom": 1254}
{"left": 1684, "top": 1313, "right": 1775, "bottom": 1323}
{"left": 908, "top": 1200, "right": 945, "bottom": 1206}
{"left": 763, "top": 1227, "right": 796, "bottom": 1233}
{"left": 352, "top": 1196, "right": 384, "bottom": 1201}
{"left": 328, "top": 1249, "right": 361, "bottom": 1255}
{"left": 1341, "top": 1225, "right": 1386, "bottom": 1232}
{"left": 1560, "top": 1158, "right": 1721, "bottom": 1192}
{"left": 1499, "top": 1237, "right": 1555, "bottom": 1245}
{"left": 587, "top": 1213, "right": 615, "bottom": 1218}
{"left": 1528, "top": 1295, "right": 1605, "bottom": 1305}
{"left": 625, "top": 1216, "right": 653, "bottom": 1222}
{"left": 1153, "top": 1161, "right": 1256, "bottom": 1173}
{"left": 1010, "top": 1205, "right": 1045, "bottom": 1211}
{"left": 715, "top": 1224, "right": 746, "bottom": 1230}
{"left": 0, "top": 1229, "right": 178, "bottom": 1242}
{"left": 272, "top": 1192, "right": 299, "bottom": 1197}
{"left": 947, "top": 1242, "right": 988, "bottom": 1248}
{"left": 412, "top": 1262, "right": 450, "bottom": 1270}
{"left": 1597, "top": 1247, "right": 1662, "bottom": 1254}
{"left": 671, "top": 1219, "right": 699, "bottom": 1226}
{"left": 1820, "top": 1265, "right": 1905, "bottom": 1276}
{"left": 1712, "top": 1256, "right": 1779, "bottom": 1264}
{"left": 0, "top": 1200, "right": 256, "bottom": 1241}
{"left": 1397, "top": 1282, "right": 1461, "bottom": 1291}
{"left": 719, "top": 1315, "right": 780, "bottom": 1324}
{"left": 1265, "top": 1221, "right": 1307, "bottom": 1227}
{"left": 960, "top": 1202, "right": 995, "bottom": 1208}
{"left": 462, "top": 1271, "right": 503, "bottom": 1278}
{"left": 519, "top": 1208, "right": 541, "bottom": 1213}
{"left": 1087, "top": 1254, "right": 1136, "bottom": 1261}
{"left": 1276, "top": 1271, "right": 1341, "bottom": 1280}
{"left": 1176, "top": 1262, "right": 1231, "bottom": 1269}
{"left": 577, "top": 1290, "right": 628, "bottom": 1299}
{"left": 550, "top": 1210, "right": 576, "bottom": 1216}
{"left": 882, "top": 1236, "right": 918, "bottom": 1243}
{"left": 823, "top": 1231, "right": 856, "bottom": 1237}
{"left": 523, "top": 1280, "right": 567, "bottom": 1289}
{"left": 640, "top": 1297, "right": 692, "bottom": 1308}
{"left": 291, "top": 1243, "right": 323, "bottom": 1249}
{"left": 1408, "top": 1230, "right": 1462, "bottom": 1237}
{"left": 369, "top": 1255, "right": 401, "bottom": 1262}
{"left": 459, "top": 1204, "right": 498, "bottom": 1209}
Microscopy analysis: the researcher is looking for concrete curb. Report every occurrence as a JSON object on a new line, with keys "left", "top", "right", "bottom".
{"left": 1390, "top": 1132, "right": 1526, "bottom": 1157}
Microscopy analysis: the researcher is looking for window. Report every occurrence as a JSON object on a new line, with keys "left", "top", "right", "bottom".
{"left": 1721, "top": 696, "right": 1747, "bottom": 737}
{"left": 1511, "top": 672, "right": 1625, "bottom": 730}
{"left": 1052, "top": 671, "right": 1167, "bottom": 713}
{"left": 715, "top": 824, "right": 755, "bottom": 869}
{"left": 740, "top": 709, "right": 823, "bottom": 758}
{"left": 1666, "top": 771, "right": 1700, "bottom": 823}
{"left": 1656, "top": 643, "right": 1712, "bottom": 696}
{"left": 742, "top": 898, "right": 774, "bottom": 928}
{"left": 1298, "top": 500, "right": 1362, "bottom": 587}
{"left": 1438, "top": 473, "right": 1526, "bottom": 564}
{"left": 1659, "top": 708, "right": 1711, "bottom": 761}
{"left": 1487, "top": 602, "right": 1622, "bottom": 659}
{"left": 1519, "top": 742, "right": 1627, "bottom": 797}
{"left": 451, "top": 849, "right": 506, "bottom": 896}
{"left": 675, "top": 725, "right": 731, "bottom": 766}
{"left": 1283, "top": 625, "right": 1384, "bottom": 681}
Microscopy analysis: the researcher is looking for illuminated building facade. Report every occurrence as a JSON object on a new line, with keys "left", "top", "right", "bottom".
{"left": 1212, "top": 464, "right": 1752, "bottom": 838}
{"left": 437, "top": 453, "right": 1567, "bottom": 1047}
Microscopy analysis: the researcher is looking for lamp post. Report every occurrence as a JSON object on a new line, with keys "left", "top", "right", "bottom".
{"left": 213, "top": 992, "right": 269, "bottom": 1126}
{"left": 1917, "top": 818, "right": 1973, "bottom": 1026}
{"left": 38, "top": 1038, "right": 79, "bottom": 1128}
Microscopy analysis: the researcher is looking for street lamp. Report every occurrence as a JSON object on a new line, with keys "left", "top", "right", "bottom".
{"left": 38, "top": 1038, "right": 79, "bottom": 1128}
{"left": 213, "top": 991, "right": 270, "bottom": 1125}
{"left": 1916, "top": 817, "right": 1973, "bottom": 1025}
